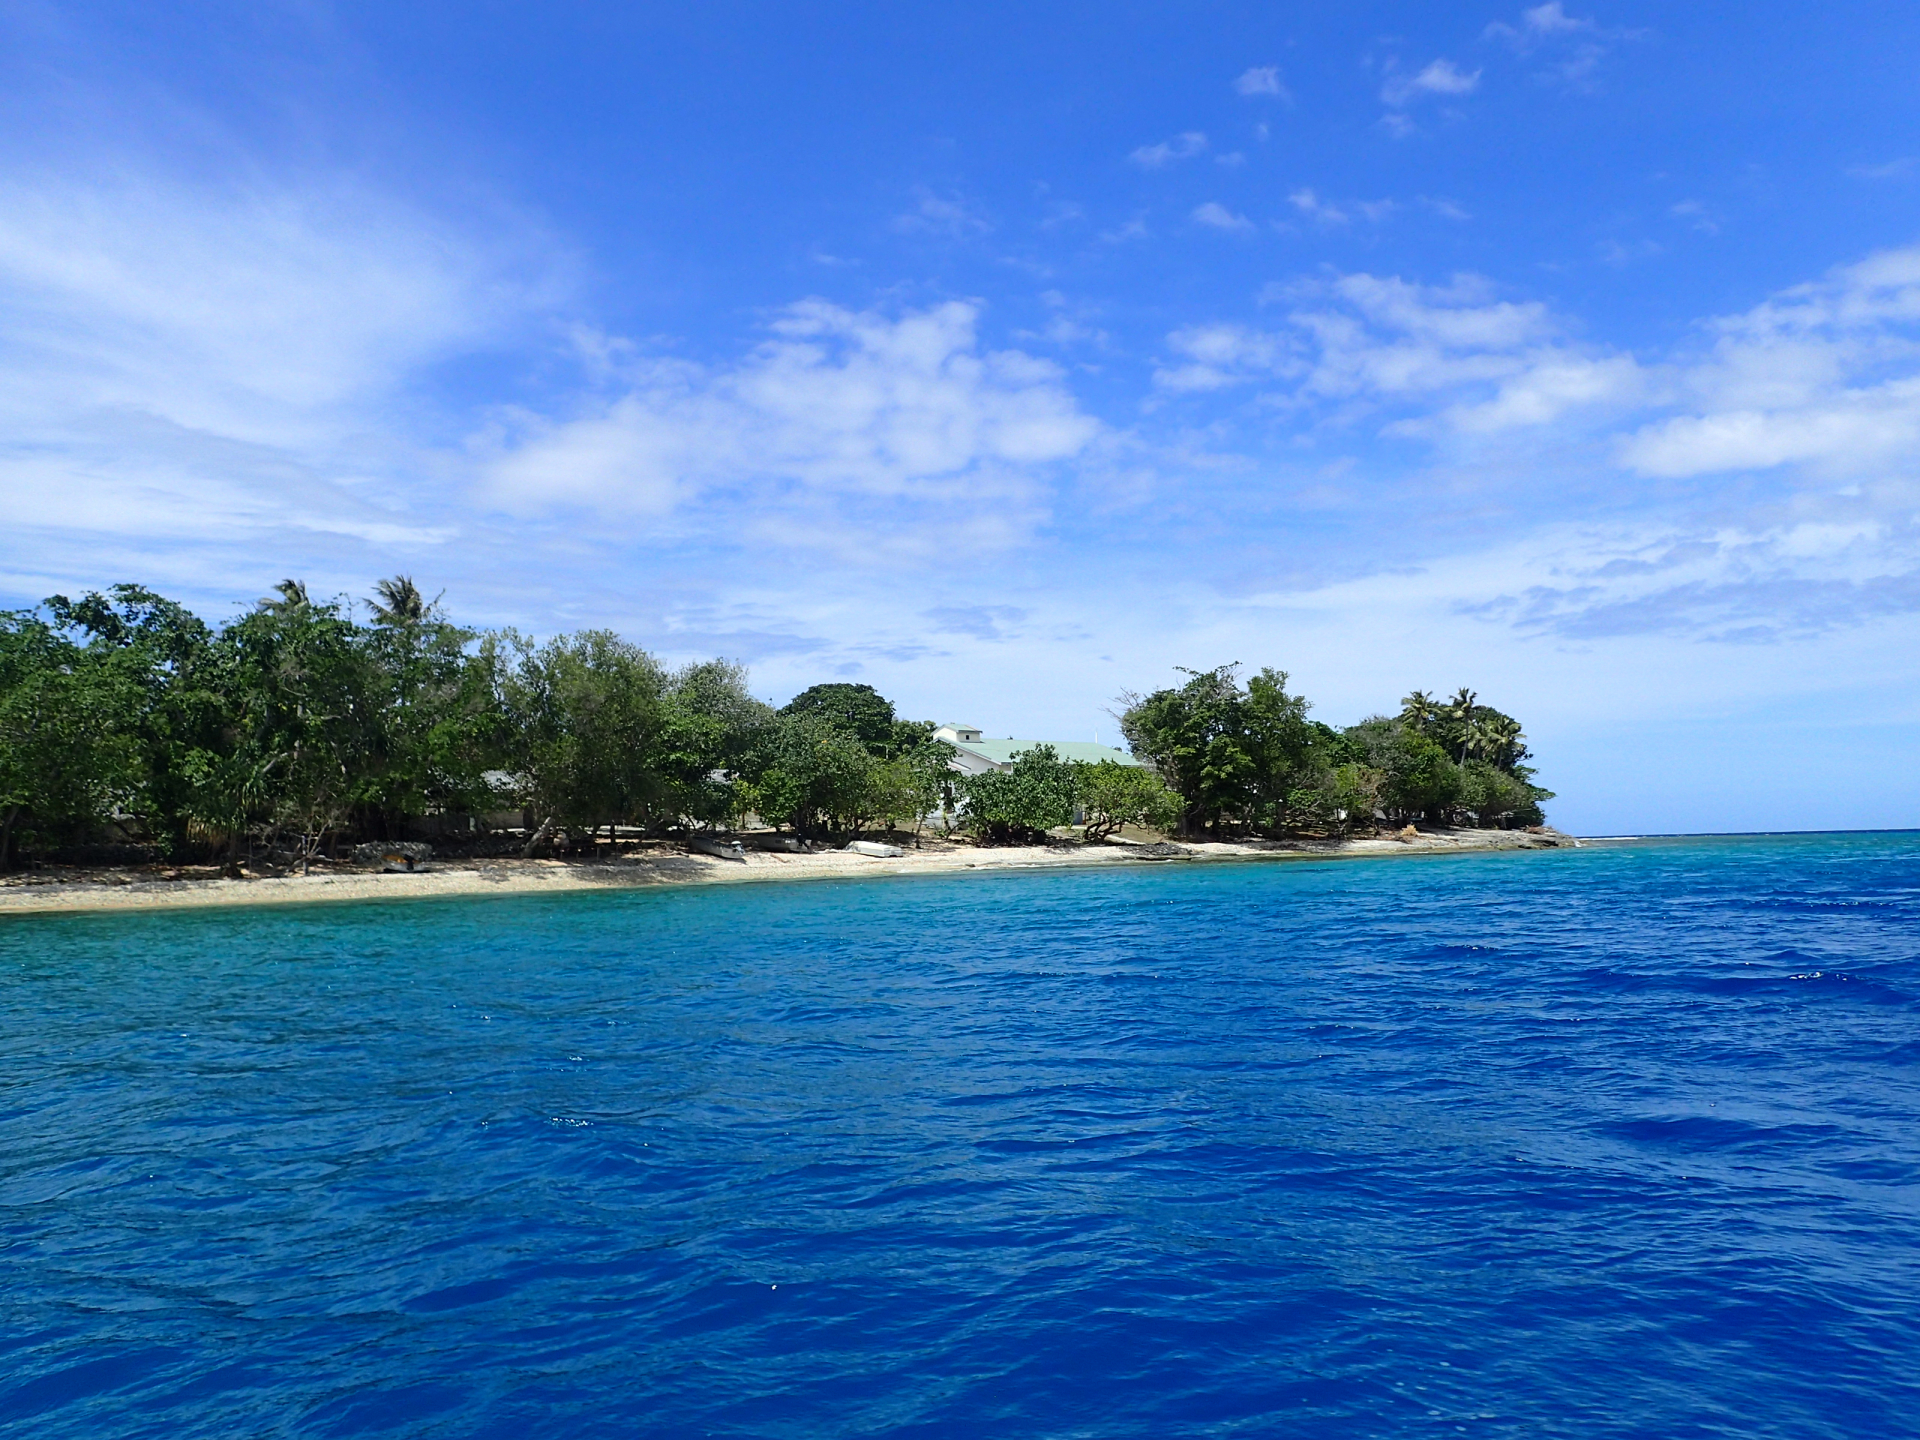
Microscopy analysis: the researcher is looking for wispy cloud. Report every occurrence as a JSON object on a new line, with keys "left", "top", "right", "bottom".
{"left": 892, "top": 187, "right": 992, "bottom": 237}
{"left": 1620, "top": 244, "right": 1920, "bottom": 479}
{"left": 1234, "top": 66, "right": 1290, "bottom": 101}
{"left": 1483, "top": 3, "right": 1644, "bottom": 88}
{"left": 1670, "top": 199, "right": 1719, "bottom": 235}
{"left": 1129, "top": 132, "right": 1208, "bottom": 168}
{"left": 1484, "top": 2, "right": 1595, "bottom": 43}
{"left": 1846, "top": 156, "right": 1918, "bottom": 180}
{"left": 1288, "top": 188, "right": 1348, "bottom": 225}
{"left": 1160, "top": 271, "right": 1640, "bottom": 436}
{"left": 922, "top": 604, "right": 1028, "bottom": 641}
{"left": 1191, "top": 201, "right": 1253, "bottom": 233}
{"left": 1381, "top": 58, "right": 1481, "bottom": 107}
{"left": 1154, "top": 323, "right": 1296, "bottom": 392}
{"left": 481, "top": 300, "right": 1102, "bottom": 554}
{"left": 1286, "top": 189, "right": 1396, "bottom": 226}
{"left": 0, "top": 163, "right": 565, "bottom": 607}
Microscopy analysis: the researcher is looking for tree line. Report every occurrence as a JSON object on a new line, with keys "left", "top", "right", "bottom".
{"left": 1117, "top": 665, "right": 1550, "bottom": 840}
{"left": 0, "top": 581, "right": 1550, "bottom": 868}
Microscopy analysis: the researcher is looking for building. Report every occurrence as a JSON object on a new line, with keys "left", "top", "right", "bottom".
{"left": 932, "top": 723, "right": 1139, "bottom": 777}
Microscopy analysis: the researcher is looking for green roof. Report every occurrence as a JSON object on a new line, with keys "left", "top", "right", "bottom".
{"left": 956, "top": 739, "right": 1139, "bottom": 767}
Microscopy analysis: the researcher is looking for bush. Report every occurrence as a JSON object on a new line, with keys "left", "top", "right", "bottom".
{"left": 1076, "top": 760, "right": 1181, "bottom": 840}
{"left": 958, "top": 745, "right": 1077, "bottom": 844}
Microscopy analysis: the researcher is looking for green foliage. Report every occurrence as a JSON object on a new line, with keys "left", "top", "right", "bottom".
{"left": 1119, "top": 665, "right": 1343, "bottom": 836}
{"left": 198, "top": 591, "right": 376, "bottom": 868}
{"left": 958, "top": 744, "right": 1077, "bottom": 844}
{"left": 1325, "top": 762, "right": 1389, "bottom": 834}
{"left": 748, "top": 711, "right": 881, "bottom": 836}
{"left": 42, "top": 585, "right": 219, "bottom": 857}
{"left": 779, "top": 682, "right": 897, "bottom": 752}
{"left": 744, "top": 684, "right": 954, "bottom": 839}
{"left": 352, "top": 587, "right": 499, "bottom": 836}
{"left": 1124, "top": 669, "right": 1553, "bottom": 835}
{"left": 0, "top": 579, "right": 1559, "bottom": 866}
{"left": 1456, "top": 760, "right": 1552, "bottom": 828}
{"left": 660, "top": 661, "right": 774, "bottom": 828}
{"left": 0, "top": 610, "right": 144, "bottom": 866}
{"left": 1076, "top": 759, "right": 1180, "bottom": 840}
{"left": 489, "top": 629, "right": 670, "bottom": 845}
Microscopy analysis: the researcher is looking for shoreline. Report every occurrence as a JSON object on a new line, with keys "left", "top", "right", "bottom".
{"left": 0, "top": 828, "right": 1578, "bottom": 918}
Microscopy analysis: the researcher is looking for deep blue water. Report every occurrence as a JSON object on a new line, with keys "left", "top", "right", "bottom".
{"left": 3, "top": 834, "right": 1919, "bottom": 1439}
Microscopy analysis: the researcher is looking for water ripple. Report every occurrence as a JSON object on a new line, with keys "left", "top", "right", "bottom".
{"left": 3, "top": 833, "right": 1919, "bottom": 1437}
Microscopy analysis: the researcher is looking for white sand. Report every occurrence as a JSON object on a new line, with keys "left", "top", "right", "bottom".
{"left": 0, "top": 828, "right": 1578, "bottom": 917}
{"left": 0, "top": 829, "right": 1574, "bottom": 917}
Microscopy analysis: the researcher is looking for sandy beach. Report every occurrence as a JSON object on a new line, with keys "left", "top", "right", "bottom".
{"left": 0, "top": 827, "right": 1578, "bottom": 917}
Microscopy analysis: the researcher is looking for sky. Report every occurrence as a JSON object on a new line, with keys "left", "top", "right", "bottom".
{"left": 2, "top": 1, "right": 1919, "bottom": 834}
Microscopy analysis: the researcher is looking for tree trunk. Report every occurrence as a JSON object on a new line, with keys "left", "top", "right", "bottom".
{"left": 521, "top": 815, "right": 557, "bottom": 858}
{"left": 0, "top": 805, "right": 17, "bottom": 871}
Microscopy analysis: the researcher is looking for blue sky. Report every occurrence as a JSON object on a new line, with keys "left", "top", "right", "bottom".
{"left": 3, "top": 1, "right": 1919, "bottom": 834}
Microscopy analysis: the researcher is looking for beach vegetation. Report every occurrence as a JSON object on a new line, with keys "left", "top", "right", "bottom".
{"left": 1120, "top": 666, "right": 1552, "bottom": 838}
{"left": 956, "top": 744, "right": 1079, "bottom": 844}
{"left": 0, "top": 582, "right": 1554, "bottom": 867}
{"left": 1076, "top": 759, "right": 1182, "bottom": 841}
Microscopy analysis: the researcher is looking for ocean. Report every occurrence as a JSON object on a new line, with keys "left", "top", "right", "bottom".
{"left": 3, "top": 833, "right": 1917, "bottom": 1438}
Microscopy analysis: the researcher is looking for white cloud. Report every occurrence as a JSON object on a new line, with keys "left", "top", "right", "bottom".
{"left": 0, "top": 164, "right": 565, "bottom": 609}
{"left": 1234, "top": 66, "right": 1290, "bottom": 100}
{"left": 1485, "top": 3, "right": 1595, "bottom": 42}
{"left": 1670, "top": 199, "right": 1719, "bottom": 235}
{"left": 1848, "top": 157, "right": 1918, "bottom": 181}
{"left": 482, "top": 300, "right": 1102, "bottom": 525}
{"left": 1483, "top": 3, "right": 1641, "bottom": 87}
{"left": 893, "top": 188, "right": 992, "bottom": 237}
{"left": 1164, "top": 271, "right": 1641, "bottom": 433}
{"left": 1129, "top": 132, "right": 1208, "bottom": 168}
{"left": 0, "top": 169, "right": 557, "bottom": 447}
{"left": 1381, "top": 59, "right": 1481, "bottom": 107}
{"left": 1192, "top": 201, "right": 1253, "bottom": 233}
{"left": 1154, "top": 324, "right": 1296, "bottom": 392}
{"left": 1288, "top": 189, "right": 1348, "bottom": 225}
{"left": 1284, "top": 190, "right": 1395, "bottom": 226}
{"left": 1619, "top": 244, "right": 1920, "bottom": 477}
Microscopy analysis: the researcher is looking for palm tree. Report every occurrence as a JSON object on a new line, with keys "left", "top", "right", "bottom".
{"left": 1462, "top": 712, "right": 1501, "bottom": 763}
{"left": 259, "top": 579, "right": 310, "bottom": 614}
{"left": 1442, "top": 687, "right": 1479, "bottom": 761}
{"left": 370, "top": 575, "right": 427, "bottom": 627}
{"left": 1486, "top": 715, "right": 1527, "bottom": 769}
{"left": 1399, "top": 690, "right": 1438, "bottom": 732}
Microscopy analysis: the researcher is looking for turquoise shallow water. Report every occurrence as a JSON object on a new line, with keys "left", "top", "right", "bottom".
{"left": 3, "top": 834, "right": 1918, "bottom": 1438}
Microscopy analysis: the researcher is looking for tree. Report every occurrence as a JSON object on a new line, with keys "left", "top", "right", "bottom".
{"left": 958, "top": 744, "right": 1077, "bottom": 844}
{"left": 747, "top": 710, "right": 880, "bottom": 837}
{"left": 0, "top": 610, "right": 143, "bottom": 867}
{"left": 202, "top": 589, "right": 375, "bottom": 872}
{"left": 1120, "top": 665, "right": 1339, "bottom": 837}
{"left": 871, "top": 736, "right": 958, "bottom": 844}
{"left": 1076, "top": 760, "right": 1180, "bottom": 841}
{"left": 658, "top": 660, "right": 773, "bottom": 829}
{"left": 1242, "top": 669, "right": 1336, "bottom": 832}
{"left": 1119, "top": 665, "right": 1257, "bottom": 836}
{"left": 1349, "top": 691, "right": 1551, "bottom": 827}
{"left": 369, "top": 575, "right": 431, "bottom": 627}
{"left": 779, "top": 682, "right": 896, "bottom": 752}
{"left": 44, "top": 585, "right": 221, "bottom": 859}
{"left": 352, "top": 588, "right": 499, "bottom": 839}
{"left": 489, "top": 630, "right": 669, "bottom": 853}
{"left": 1325, "top": 762, "right": 1388, "bottom": 834}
